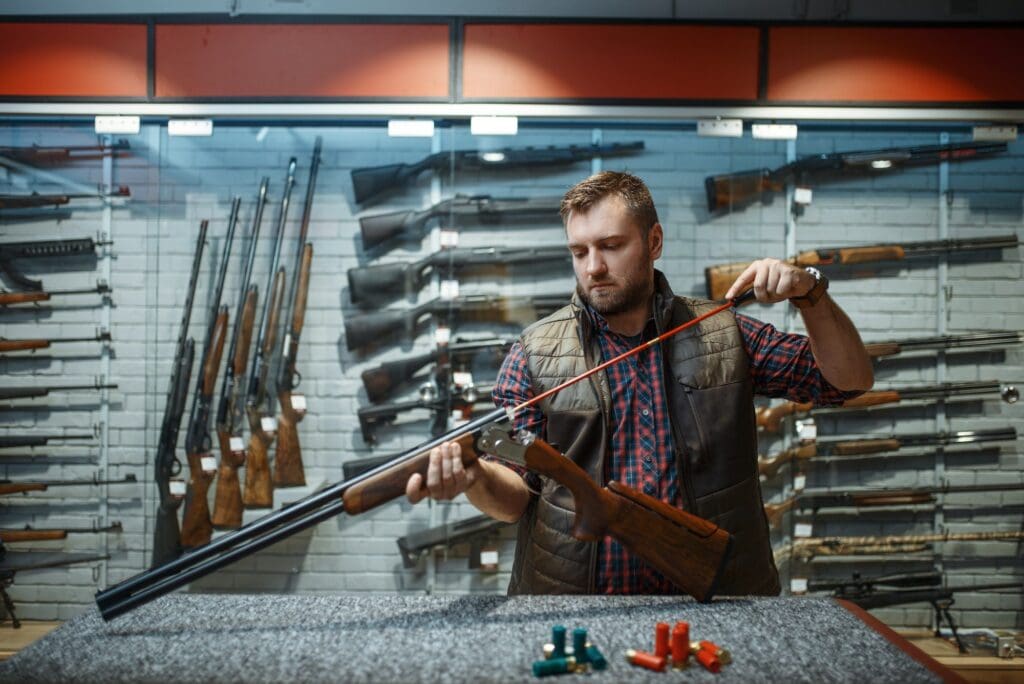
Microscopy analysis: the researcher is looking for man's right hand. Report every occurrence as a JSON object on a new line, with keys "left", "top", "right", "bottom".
{"left": 405, "top": 441, "right": 478, "bottom": 503}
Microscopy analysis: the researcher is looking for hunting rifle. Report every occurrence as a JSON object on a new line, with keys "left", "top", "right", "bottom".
{"left": 759, "top": 427, "right": 1016, "bottom": 479}
{"left": 0, "top": 235, "right": 111, "bottom": 291}
{"left": 244, "top": 159, "right": 297, "bottom": 509}
{"left": 0, "top": 140, "right": 130, "bottom": 165}
{"left": 348, "top": 245, "right": 571, "bottom": 307}
{"left": 396, "top": 514, "right": 511, "bottom": 569}
{"left": 705, "top": 234, "right": 1019, "bottom": 300}
{"left": 212, "top": 178, "right": 268, "bottom": 529}
{"left": 705, "top": 140, "right": 1007, "bottom": 214}
{"left": 1, "top": 546, "right": 110, "bottom": 628}
{"left": 357, "top": 383, "right": 494, "bottom": 445}
{"left": 351, "top": 141, "right": 644, "bottom": 205}
{"left": 0, "top": 186, "right": 130, "bottom": 210}
{"left": 1, "top": 280, "right": 110, "bottom": 307}
{"left": 782, "top": 529, "right": 1024, "bottom": 561}
{"left": 179, "top": 199, "right": 240, "bottom": 550}
{"left": 0, "top": 473, "right": 136, "bottom": 496}
{"left": 274, "top": 137, "right": 321, "bottom": 488}
{"left": 0, "top": 433, "right": 94, "bottom": 449}
{"left": 0, "top": 381, "right": 117, "bottom": 403}
{"left": 864, "top": 330, "right": 1024, "bottom": 359}
{"left": 1, "top": 522, "right": 122, "bottom": 543}
{"left": 151, "top": 222, "right": 207, "bottom": 568}
{"left": 0, "top": 328, "right": 111, "bottom": 354}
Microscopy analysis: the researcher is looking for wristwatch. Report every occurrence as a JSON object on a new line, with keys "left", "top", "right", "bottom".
{"left": 790, "top": 267, "right": 829, "bottom": 309}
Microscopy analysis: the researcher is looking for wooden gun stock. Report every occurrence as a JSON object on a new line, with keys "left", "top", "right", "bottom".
{"left": 0, "top": 482, "right": 47, "bottom": 495}
{"left": 758, "top": 443, "right": 817, "bottom": 479}
{"left": 758, "top": 391, "right": 903, "bottom": 433}
{"left": 863, "top": 342, "right": 901, "bottom": 358}
{"left": 274, "top": 244, "right": 313, "bottom": 488}
{"left": 0, "top": 291, "right": 50, "bottom": 306}
{"left": 0, "top": 338, "right": 49, "bottom": 353}
{"left": 831, "top": 438, "right": 902, "bottom": 456}
{"left": 763, "top": 497, "right": 798, "bottom": 528}
{"left": 0, "top": 528, "right": 68, "bottom": 542}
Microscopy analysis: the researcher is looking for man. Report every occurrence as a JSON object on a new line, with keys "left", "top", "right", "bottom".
{"left": 405, "top": 171, "right": 873, "bottom": 595}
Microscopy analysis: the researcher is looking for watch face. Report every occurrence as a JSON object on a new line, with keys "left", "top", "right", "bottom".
{"left": 805, "top": 266, "right": 822, "bottom": 281}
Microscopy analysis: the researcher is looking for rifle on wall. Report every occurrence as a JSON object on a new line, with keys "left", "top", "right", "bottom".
{"left": 151, "top": 221, "right": 207, "bottom": 568}
{"left": 0, "top": 473, "right": 136, "bottom": 496}
{"left": 95, "top": 412, "right": 732, "bottom": 621}
{"left": 274, "top": 138, "right": 321, "bottom": 488}
{"left": 344, "top": 293, "right": 565, "bottom": 352}
{"left": 1, "top": 521, "right": 122, "bottom": 542}
{"left": 764, "top": 481, "right": 1024, "bottom": 528}
{"left": 348, "top": 245, "right": 571, "bottom": 307}
{"left": 179, "top": 199, "right": 240, "bottom": 550}
{"left": 0, "top": 329, "right": 111, "bottom": 354}
{"left": 359, "top": 195, "right": 562, "bottom": 251}
{"left": 759, "top": 427, "right": 1017, "bottom": 479}
{"left": 864, "top": 330, "right": 1024, "bottom": 359}
{"left": 2, "top": 550, "right": 110, "bottom": 628}
{"left": 0, "top": 140, "right": 130, "bottom": 165}
{"left": 244, "top": 159, "right": 297, "bottom": 509}
{"left": 757, "top": 380, "right": 1017, "bottom": 433}
{"left": 361, "top": 337, "right": 513, "bottom": 403}
{"left": 211, "top": 178, "right": 268, "bottom": 530}
{"left": 0, "top": 236, "right": 111, "bottom": 291}
{"left": 705, "top": 234, "right": 1019, "bottom": 300}
{"left": 396, "top": 514, "right": 511, "bottom": 569}
{"left": 1, "top": 280, "right": 110, "bottom": 307}
{"left": 0, "top": 433, "right": 94, "bottom": 449}
{"left": 358, "top": 384, "right": 494, "bottom": 445}
{"left": 0, "top": 381, "right": 118, "bottom": 402}
{"left": 352, "top": 141, "right": 644, "bottom": 205}
{"left": 705, "top": 140, "right": 1007, "bottom": 214}
{"left": 0, "top": 186, "right": 130, "bottom": 210}
{"left": 783, "top": 529, "right": 1024, "bottom": 561}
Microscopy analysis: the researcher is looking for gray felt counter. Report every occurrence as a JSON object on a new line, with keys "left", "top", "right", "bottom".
{"left": 0, "top": 594, "right": 954, "bottom": 683}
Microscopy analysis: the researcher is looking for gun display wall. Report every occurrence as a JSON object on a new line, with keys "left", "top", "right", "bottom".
{"left": 0, "top": 120, "right": 1020, "bottom": 637}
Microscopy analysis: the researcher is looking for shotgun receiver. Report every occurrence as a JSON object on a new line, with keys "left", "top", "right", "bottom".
{"left": 94, "top": 411, "right": 731, "bottom": 621}
{"left": 705, "top": 234, "right": 1019, "bottom": 300}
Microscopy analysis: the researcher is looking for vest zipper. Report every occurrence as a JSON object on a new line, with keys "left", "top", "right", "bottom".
{"left": 578, "top": 313, "right": 607, "bottom": 595}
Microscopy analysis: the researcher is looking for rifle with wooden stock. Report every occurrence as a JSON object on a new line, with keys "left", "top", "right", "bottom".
{"left": 1, "top": 522, "right": 122, "bottom": 543}
{"left": 0, "top": 186, "right": 130, "bottom": 210}
{"left": 0, "top": 328, "right": 111, "bottom": 354}
{"left": 863, "top": 330, "right": 1024, "bottom": 359}
{"left": 758, "top": 427, "right": 1017, "bottom": 479}
{"left": 0, "top": 236, "right": 111, "bottom": 291}
{"left": 764, "top": 481, "right": 1024, "bottom": 528}
{"left": 704, "top": 140, "right": 1007, "bottom": 215}
{"left": 0, "top": 140, "right": 130, "bottom": 165}
{"left": 705, "top": 234, "right": 1019, "bottom": 300}
{"left": 757, "top": 380, "right": 1018, "bottom": 434}
{"left": 274, "top": 138, "right": 320, "bottom": 489}
{"left": 244, "top": 159, "right": 297, "bottom": 509}
{"left": 179, "top": 199, "right": 240, "bottom": 550}
{"left": 151, "top": 222, "right": 207, "bottom": 568}
{"left": 211, "top": 179, "right": 268, "bottom": 530}
{"left": 0, "top": 280, "right": 110, "bottom": 307}
{"left": 0, "top": 473, "right": 136, "bottom": 496}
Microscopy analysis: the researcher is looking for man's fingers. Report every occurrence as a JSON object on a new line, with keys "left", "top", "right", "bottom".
{"left": 425, "top": 448, "right": 444, "bottom": 498}
{"left": 724, "top": 261, "right": 759, "bottom": 299}
{"left": 406, "top": 473, "right": 426, "bottom": 504}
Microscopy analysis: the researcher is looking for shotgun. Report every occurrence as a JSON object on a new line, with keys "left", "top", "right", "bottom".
{"left": 0, "top": 329, "right": 111, "bottom": 354}
{"left": 864, "top": 330, "right": 1024, "bottom": 359}
{"left": 0, "top": 433, "right": 94, "bottom": 449}
{"left": 0, "top": 473, "right": 136, "bottom": 496}
{"left": 357, "top": 384, "right": 494, "bottom": 445}
{"left": 0, "top": 381, "right": 118, "bottom": 402}
{"left": 0, "top": 186, "right": 130, "bottom": 210}
{"left": 0, "top": 280, "right": 110, "bottom": 307}
{"left": 1, "top": 522, "right": 122, "bottom": 543}
{"left": 0, "top": 139, "right": 130, "bottom": 165}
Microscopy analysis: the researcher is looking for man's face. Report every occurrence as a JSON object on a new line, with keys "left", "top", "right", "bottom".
{"left": 565, "top": 195, "right": 663, "bottom": 318}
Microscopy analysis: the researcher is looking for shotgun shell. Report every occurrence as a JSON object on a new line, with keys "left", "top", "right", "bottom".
{"left": 699, "top": 640, "right": 732, "bottom": 665}
{"left": 572, "top": 628, "right": 588, "bottom": 664}
{"left": 693, "top": 647, "right": 722, "bottom": 673}
{"left": 585, "top": 645, "right": 608, "bottom": 671}
{"left": 533, "top": 656, "right": 576, "bottom": 677}
{"left": 625, "top": 649, "right": 667, "bottom": 672}
{"left": 552, "top": 625, "right": 567, "bottom": 658}
{"left": 654, "top": 622, "right": 670, "bottom": 658}
{"left": 671, "top": 626, "right": 690, "bottom": 668}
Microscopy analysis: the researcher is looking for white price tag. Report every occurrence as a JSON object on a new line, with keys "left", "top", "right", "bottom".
{"left": 440, "top": 279, "right": 459, "bottom": 300}
{"left": 434, "top": 326, "right": 451, "bottom": 345}
{"left": 439, "top": 230, "right": 459, "bottom": 248}
{"left": 261, "top": 416, "right": 278, "bottom": 433}
{"left": 793, "top": 187, "right": 813, "bottom": 205}
{"left": 169, "top": 479, "right": 187, "bottom": 497}
{"left": 794, "top": 522, "right": 813, "bottom": 538}
{"left": 291, "top": 393, "right": 307, "bottom": 411}
{"left": 796, "top": 420, "right": 817, "bottom": 440}
{"left": 229, "top": 436, "right": 245, "bottom": 453}
{"left": 452, "top": 371, "right": 474, "bottom": 388}
{"left": 200, "top": 456, "right": 217, "bottom": 472}
{"left": 479, "top": 549, "right": 499, "bottom": 568}
{"left": 793, "top": 474, "right": 806, "bottom": 491}
{"left": 790, "top": 578, "right": 808, "bottom": 594}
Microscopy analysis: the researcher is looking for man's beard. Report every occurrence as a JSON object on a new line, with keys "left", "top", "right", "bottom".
{"left": 576, "top": 268, "right": 653, "bottom": 317}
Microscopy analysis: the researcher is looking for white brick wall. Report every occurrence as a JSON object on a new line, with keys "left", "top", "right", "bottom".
{"left": 1, "top": 122, "right": 1020, "bottom": 631}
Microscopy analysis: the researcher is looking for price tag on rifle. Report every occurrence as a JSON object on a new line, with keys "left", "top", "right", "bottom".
{"left": 434, "top": 326, "right": 451, "bottom": 345}
{"left": 200, "top": 456, "right": 217, "bottom": 473}
{"left": 793, "top": 474, "right": 806, "bottom": 492}
{"left": 439, "top": 279, "right": 459, "bottom": 300}
{"left": 793, "top": 187, "right": 813, "bottom": 205}
{"left": 479, "top": 547, "right": 499, "bottom": 572}
{"left": 790, "top": 578, "right": 808, "bottom": 595}
{"left": 169, "top": 479, "right": 187, "bottom": 498}
{"left": 796, "top": 420, "right": 817, "bottom": 440}
{"left": 450, "top": 408, "right": 471, "bottom": 428}
{"left": 439, "top": 229, "right": 459, "bottom": 248}
{"left": 452, "top": 371, "right": 474, "bottom": 390}
{"left": 229, "top": 436, "right": 245, "bottom": 455}
{"left": 794, "top": 522, "right": 813, "bottom": 538}
{"left": 261, "top": 416, "right": 278, "bottom": 434}
{"left": 291, "top": 393, "right": 307, "bottom": 415}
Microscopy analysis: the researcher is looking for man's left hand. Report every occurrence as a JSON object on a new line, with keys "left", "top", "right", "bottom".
{"left": 724, "top": 258, "right": 815, "bottom": 303}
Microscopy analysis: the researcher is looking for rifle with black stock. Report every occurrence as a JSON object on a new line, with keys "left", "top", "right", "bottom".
{"left": 212, "top": 178, "right": 268, "bottom": 530}
{"left": 358, "top": 383, "right": 495, "bottom": 445}
{"left": 705, "top": 234, "right": 1019, "bottom": 300}
{"left": 864, "top": 330, "right": 1024, "bottom": 359}
{"left": 151, "top": 221, "right": 207, "bottom": 568}
{"left": 180, "top": 199, "right": 240, "bottom": 550}
{"left": 351, "top": 141, "right": 644, "bottom": 205}
{"left": 359, "top": 195, "right": 562, "bottom": 251}
{"left": 757, "top": 380, "right": 1018, "bottom": 434}
{"left": 274, "top": 138, "right": 321, "bottom": 489}
{"left": 1, "top": 522, "right": 122, "bottom": 543}
{"left": 344, "top": 293, "right": 565, "bottom": 352}
{"left": 764, "top": 481, "right": 1024, "bottom": 528}
{"left": 1, "top": 280, "right": 110, "bottom": 307}
{"left": 0, "top": 381, "right": 118, "bottom": 403}
{"left": 0, "top": 236, "right": 111, "bottom": 291}
{"left": 758, "top": 427, "right": 1017, "bottom": 479}
{"left": 0, "top": 139, "right": 130, "bottom": 165}
{"left": 0, "top": 432, "right": 94, "bottom": 449}
{"left": 362, "top": 337, "right": 513, "bottom": 403}
{"left": 0, "top": 473, "right": 136, "bottom": 496}
{"left": 244, "top": 158, "right": 298, "bottom": 509}
{"left": 705, "top": 140, "right": 1007, "bottom": 215}
{"left": 0, "top": 328, "right": 111, "bottom": 354}
{"left": 0, "top": 185, "right": 130, "bottom": 210}
{"left": 348, "top": 244, "right": 571, "bottom": 307}
{"left": 396, "top": 514, "right": 511, "bottom": 569}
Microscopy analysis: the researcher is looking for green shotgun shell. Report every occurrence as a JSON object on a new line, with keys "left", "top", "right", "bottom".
{"left": 585, "top": 645, "right": 607, "bottom": 670}
{"left": 552, "top": 625, "right": 567, "bottom": 658}
{"left": 572, "top": 628, "right": 588, "bottom": 663}
{"left": 533, "top": 656, "right": 576, "bottom": 677}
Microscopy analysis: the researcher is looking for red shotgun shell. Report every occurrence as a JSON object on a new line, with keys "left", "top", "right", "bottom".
{"left": 654, "top": 622, "right": 670, "bottom": 658}
{"left": 625, "top": 649, "right": 667, "bottom": 672}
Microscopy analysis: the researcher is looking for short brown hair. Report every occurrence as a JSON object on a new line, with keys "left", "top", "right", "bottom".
{"left": 560, "top": 171, "right": 659, "bottom": 237}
